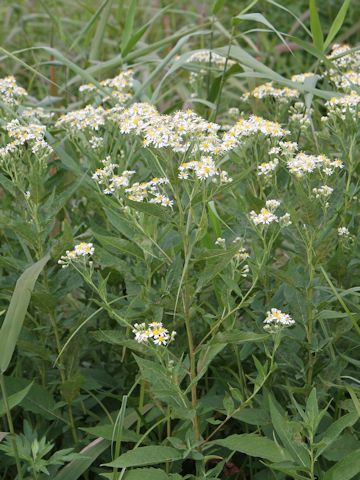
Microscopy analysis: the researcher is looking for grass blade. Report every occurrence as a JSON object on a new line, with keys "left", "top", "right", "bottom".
{"left": 0, "top": 254, "right": 50, "bottom": 374}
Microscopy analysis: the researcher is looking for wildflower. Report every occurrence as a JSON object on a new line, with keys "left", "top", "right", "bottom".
{"left": 257, "top": 159, "right": 279, "bottom": 176}
{"left": 263, "top": 308, "right": 295, "bottom": 331}
{"left": 265, "top": 199, "right": 281, "bottom": 210}
{"left": 186, "top": 50, "right": 235, "bottom": 68}
{"left": 250, "top": 208, "right": 278, "bottom": 225}
{"left": 241, "top": 264, "right": 250, "bottom": 277}
{"left": 279, "top": 213, "right": 292, "bottom": 227}
{"left": 338, "top": 227, "right": 350, "bottom": 237}
{"left": 312, "top": 185, "right": 333, "bottom": 199}
{"left": 243, "top": 82, "right": 299, "bottom": 100}
{"left": 58, "top": 242, "right": 94, "bottom": 268}
{"left": 215, "top": 237, "right": 226, "bottom": 247}
{"left": 56, "top": 105, "right": 106, "bottom": 131}
{"left": 0, "top": 76, "right": 28, "bottom": 105}
{"left": 132, "top": 321, "right": 176, "bottom": 346}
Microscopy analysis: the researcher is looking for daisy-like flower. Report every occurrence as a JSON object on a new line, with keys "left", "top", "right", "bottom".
{"left": 58, "top": 242, "right": 94, "bottom": 268}
{"left": 133, "top": 321, "right": 176, "bottom": 346}
{"left": 250, "top": 208, "right": 278, "bottom": 225}
{"left": 263, "top": 308, "right": 295, "bottom": 331}
{"left": 338, "top": 226, "right": 350, "bottom": 237}
{"left": 313, "top": 185, "right": 333, "bottom": 199}
{"left": 257, "top": 159, "right": 279, "bottom": 176}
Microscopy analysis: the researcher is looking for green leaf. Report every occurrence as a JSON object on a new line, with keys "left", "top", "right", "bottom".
{"left": 323, "top": 448, "right": 360, "bottom": 480}
{"left": 212, "top": 433, "right": 292, "bottom": 463}
{"left": 317, "top": 412, "right": 359, "bottom": 458}
{"left": 54, "top": 437, "right": 109, "bottom": 480}
{"left": 81, "top": 424, "right": 139, "bottom": 442}
{"left": 269, "top": 396, "right": 310, "bottom": 468}
{"left": 309, "top": 0, "right": 324, "bottom": 51}
{"left": 125, "top": 199, "right": 172, "bottom": 222}
{"left": 324, "top": 0, "right": 351, "bottom": 49}
{"left": 214, "top": 330, "right": 269, "bottom": 344}
{"left": 101, "top": 468, "right": 180, "bottom": 480}
{"left": 104, "top": 446, "right": 183, "bottom": 468}
{"left": 0, "top": 381, "right": 33, "bottom": 417}
{"left": 0, "top": 432, "right": 8, "bottom": 443}
{"left": 0, "top": 254, "right": 50, "bottom": 373}
{"left": 121, "top": 0, "right": 137, "bottom": 55}
{"left": 93, "top": 233, "right": 144, "bottom": 260}
{"left": 134, "top": 356, "right": 190, "bottom": 411}
{"left": 305, "top": 388, "right": 319, "bottom": 433}
{"left": 234, "top": 12, "right": 290, "bottom": 51}
{"left": 89, "top": 0, "right": 113, "bottom": 61}
{"left": 212, "top": 0, "right": 225, "bottom": 14}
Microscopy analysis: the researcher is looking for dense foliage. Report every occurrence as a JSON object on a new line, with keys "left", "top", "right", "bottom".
{"left": 0, "top": 1, "right": 360, "bottom": 479}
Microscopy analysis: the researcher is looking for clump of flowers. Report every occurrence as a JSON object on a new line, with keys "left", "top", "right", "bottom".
{"left": 291, "top": 72, "right": 317, "bottom": 83}
{"left": 0, "top": 119, "right": 53, "bottom": 168}
{"left": 223, "top": 116, "right": 288, "bottom": 150}
{"left": 325, "top": 91, "right": 360, "bottom": 119}
{"left": 257, "top": 158, "right": 279, "bottom": 177}
{"left": 286, "top": 152, "right": 343, "bottom": 177}
{"left": 0, "top": 76, "right": 28, "bottom": 105}
{"left": 56, "top": 105, "right": 106, "bottom": 132}
{"left": 263, "top": 308, "right": 295, "bottom": 331}
{"left": 58, "top": 242, "right": 95, "bottom": 268}
{"left": 132, "top": 322, "right": 176, "bottom": 346}
{"left": 178, "top": 156, "right": 232, "bottom": 182}
{"left": 338, "top": 226, "right": 350, "bottom": 237}
{"left": 250, "top": 199, "right": 282, "bottom": 226}
{"left": 312, "top": 185, "right": 333, "bottom": 199}
{"left": 79, "top": 69, "right": 134, "bottom": 104}
{"left": 243, "top": 82, "right": 299, "bottom": 101}
{"left": 126, "top": 177, "right": 173, "bottom": 207}
{"left": 186, "top": 50, "right": 235, "bottom": 68}
{"left": 92, "top": 157, "right": 135, "bottom": 195}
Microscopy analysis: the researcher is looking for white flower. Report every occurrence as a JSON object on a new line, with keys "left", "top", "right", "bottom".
{"left": 265, "top": 199, "right": 281, "bottom": 211}
{"left": 133, "top": 321, "right": 176, "bottom": 346}
{"left": 312, "top": 185, "right": 333, "bottom": 199}
{"left": 215, "top": 237, "right": 226, "bottom": 247}
{"left": 338, "top": 227, "right": 350, "bottom": 237}
{"left": 263, "top": 308, "right": 295, "bottom": 330}
{"left": 250, "top": 208, "right": 278, "bottom": 225}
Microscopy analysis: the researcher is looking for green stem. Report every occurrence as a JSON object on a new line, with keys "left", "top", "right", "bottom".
{"left": 0, "top": 373, "right": 24, "bottom": 480}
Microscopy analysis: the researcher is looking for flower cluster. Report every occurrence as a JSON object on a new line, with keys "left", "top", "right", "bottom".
{"left": 263, "top": 308, "right": 295, "bottom": 331}
{"left": 223, "top": 116, "right": 288, "bottom": 150}
{"left": 56, "top": 105, "right": 106, "bottom": 132}
{"left": 58, "top": 242, "right": 95, "bottom": 268}
{"left": 257, "top": 158, "right": 279, "bottom": 177}
{"left": 291, "top": 72, "right": 317, "bottom": 83}
{"left": 132, "top": 322, "right": 176, "bottom": 346}
{"left": 243, "top": 82, "right": 299, "bottom": 100}
{"left": 0, "top": 119, "right": 52, "bottom": 160}
{"left": 126, "top": 177, "right": 173, "bottom": 207}
{"left": 312, "top": 185, "right": 333, "bottom": 199}
{"left": 0, "top": 76, "right": 28, "bottom": 105}
{"left": 92, "top": 157, "right": 135, "bottom": 195}
{"left": 178, "top": 156, "right": 232, "bottom": 182}
{"left": 79, "top": 69, "right": 134, "bottom": 104}
{"left": 338, "top": 226, "right": 350, "bottom": 237}
{"left": 325, "top": 91, "right": 360, "bottom": 118}
{"left": 250, "top": 199, "right": 281, "bottom": 225}
{"left": 250, "top": 200, "right": 291, "bottom": 227}
{"left": 186, "top": 50, "right": 235, "bottom": 68}
{"left": 286, "top": 152, "right": 343, "bottom": 177}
